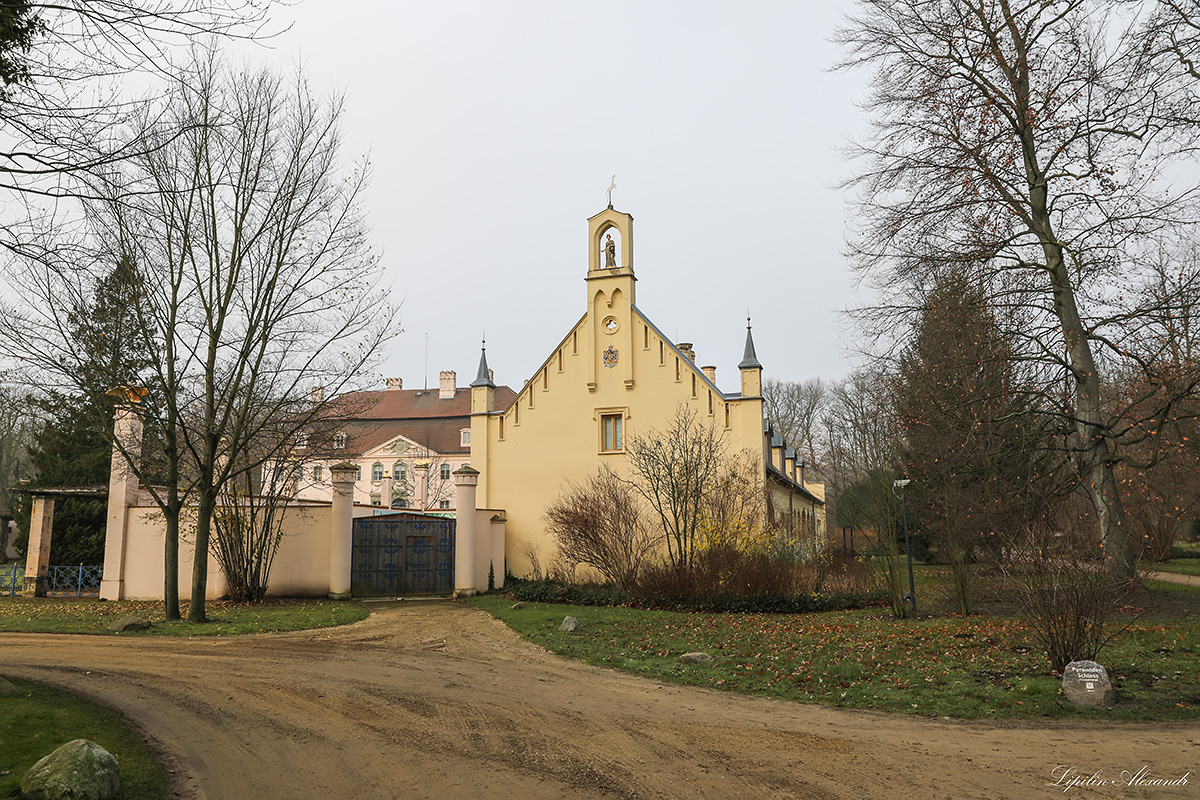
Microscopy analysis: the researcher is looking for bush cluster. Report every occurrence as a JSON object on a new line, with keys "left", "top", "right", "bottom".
{"left": 505, "top": 547, "right": 885, "bottom": 614}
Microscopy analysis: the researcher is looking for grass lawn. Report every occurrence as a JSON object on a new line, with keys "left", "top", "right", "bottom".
{"left": 1153, "top": 559, "right": 1200, "bottom": 577}
{"left": 0, "top": 678, "right": 168, "bottom": 800}
{"left": 470, "top": 575, "right": 1200, "bottom": 721}
{"left": 0, "top": 598, "right": 368, "bottom": 636}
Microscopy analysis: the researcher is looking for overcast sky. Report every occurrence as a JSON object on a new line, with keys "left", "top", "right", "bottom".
{"left": 241, "top": 1, "right": 871, "bottom": 393}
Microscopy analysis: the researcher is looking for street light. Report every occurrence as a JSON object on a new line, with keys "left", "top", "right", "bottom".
{"left": 893, "top": 478, "right": 916, "bottom": 614}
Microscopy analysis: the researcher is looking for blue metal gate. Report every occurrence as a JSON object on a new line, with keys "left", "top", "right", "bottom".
{"left": 351, "top": 514, "right": 455, "bottom": 597}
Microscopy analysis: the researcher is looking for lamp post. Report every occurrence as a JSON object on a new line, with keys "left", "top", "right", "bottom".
{"left": 893, "top": 478, "right": 916, "bottom": 614}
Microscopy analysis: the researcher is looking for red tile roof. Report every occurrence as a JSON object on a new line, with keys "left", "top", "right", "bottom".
{"left": 335, "top": 386, "right": 516, "bottom": 420}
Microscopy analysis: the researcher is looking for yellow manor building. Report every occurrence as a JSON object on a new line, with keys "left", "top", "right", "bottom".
{"left": 467, "top": 206, "right": 825, "bottom": 576}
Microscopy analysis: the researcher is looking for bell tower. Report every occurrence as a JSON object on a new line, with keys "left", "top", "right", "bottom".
{"left": 587, "top": 207, "right": 635, "bottom": 290}
{"left": 585, "top": 206, "right": 636, "bottom": 391}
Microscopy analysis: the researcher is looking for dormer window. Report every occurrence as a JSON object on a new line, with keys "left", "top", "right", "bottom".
{"left": 461, "top": 429, "right": 471, "bottom": 447}
{"left": 334, "top": 432, "right": 347, "bottom": 449}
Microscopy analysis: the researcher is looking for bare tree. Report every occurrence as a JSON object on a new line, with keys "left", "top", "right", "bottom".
{"left": 0, "top": 381, "right": 35, "bottom": 557}
{"left": 0, "top": 1, "right": 273, "bottom": 250}
{"left": 762, "top": 377, "right": 827, "bottom": 474}
{"left": 0, "top": 52, "right": 395, "bottom": 621}
{"left": 836, "top": 0, "right": 1200, "bottom": 581}
{"left": 624, "top": 405, "right": 729, "bottom": 569}
{"left": 544, "top": 468, "right": 658, "bottom": 589}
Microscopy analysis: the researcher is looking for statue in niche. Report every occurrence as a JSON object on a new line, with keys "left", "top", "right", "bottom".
{"left": 605, "top": 234, "right": 617, "bottom": 268}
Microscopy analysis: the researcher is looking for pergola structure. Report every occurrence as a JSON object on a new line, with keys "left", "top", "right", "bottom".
{"left": 11, "top": 486, "right": 108, "bottom": 596}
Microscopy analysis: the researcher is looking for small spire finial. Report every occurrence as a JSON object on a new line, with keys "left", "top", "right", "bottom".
{"left": 472, "top": 334, "right": 495, "bottom": 388}
{"left": 606, "top": 174, "right": 616, "bottom": 208}
{"left": 739, "top": 312, "right": 762, "bottom": 370}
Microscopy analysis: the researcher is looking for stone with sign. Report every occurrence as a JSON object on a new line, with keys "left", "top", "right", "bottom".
{"left": 1062, "top": 660, "right": 1115, "bottom": 707}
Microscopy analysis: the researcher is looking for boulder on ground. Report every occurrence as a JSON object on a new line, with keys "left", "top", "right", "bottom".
{"left": 20, "top": 738, "right": 120, "bottom": 800}
{"left": 558, "top": 616, "right": 580, "bottom": 632}
{"left": 679, "top": 652, "right": 714, "bottom": 664}
{"left": 107, "top": 616, "right": 150, "bottom": 633}
{"left": 1062, "top": 660, "right": 1115, "bottom": 707}
{"left": 0, "top": 676, "right": 18, "bottom": 696}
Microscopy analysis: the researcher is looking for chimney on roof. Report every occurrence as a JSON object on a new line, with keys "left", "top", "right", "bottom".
{"left": 439, "top": 370, "right": 456, "bottom": 399}
{"left": 677, "top": 342, "right": 696, "bottom": 362}
{"left": 386, "top": 377, "right": 403, "bottom": 390}
{"left": 702, "top": 365, "right": 716, "bottom": 383}
{"left": 311, "top": 385, "right": 324, "bottom": 405}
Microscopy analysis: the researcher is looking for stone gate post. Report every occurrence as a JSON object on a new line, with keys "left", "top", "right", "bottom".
{"left": 453, "top": 465, "right": 479, "bottom": 596}
{"left": 101, "top": 400, "right": 145, "bottom": 601}
{"left": 329, "top": 463, "right": 357, "bottom": 600}
{"left": 23, "top": 496, "right": 53, "bottom": 596}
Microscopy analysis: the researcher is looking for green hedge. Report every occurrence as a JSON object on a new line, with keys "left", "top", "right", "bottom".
{"left": 504, "top": 577, "right": 887, "bottom": 614}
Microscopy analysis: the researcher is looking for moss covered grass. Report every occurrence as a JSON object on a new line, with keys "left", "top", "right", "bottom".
{"left": 0, "top": 678, "right": 167, "bottom": 799}
{"left": 0, "top": 598, "right": 368, "bottom": 636}
{"left": 470, "top": 589, "right": 1200, "bottom": 721}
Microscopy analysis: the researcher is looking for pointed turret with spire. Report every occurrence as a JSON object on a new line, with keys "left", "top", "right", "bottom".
{"left": 470, "top": 339, "right": 496, "bottom": 414}
{"left": 471, "top": 339, "right": 495, "bottom": 388}
{"left": 739, "top": 316, "right": 763, "bottom": 398}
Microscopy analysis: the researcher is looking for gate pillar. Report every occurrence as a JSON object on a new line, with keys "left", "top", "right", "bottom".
{"left": 102, "top": 398, "right": 145, "bottom": 601}
{"left": 23, "top": 496, "right": 53, "bottom": 596}
{"left": 453, "top": 465, "right": 479, "bottom": 596}
{"left": 329, "top": 463, "right": 357, "bottom": 599}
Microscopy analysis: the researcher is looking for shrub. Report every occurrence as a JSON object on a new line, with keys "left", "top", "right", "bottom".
{"left": 506, "top": 576, "right": 631, "bottom": 607}
{"left": 544, "top": 468, "right": 658, "bottom": 589}
{"left": 1004, "top": 526, "right": 1135, "bottom": 672}
{"left": 630, "top": 546, "right": 884, "bottom": 613}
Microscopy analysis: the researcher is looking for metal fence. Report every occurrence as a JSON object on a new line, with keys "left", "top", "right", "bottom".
{"left": 0, "top": 565, "right": 103, "bottom": 597}
{"left": 1, "top": 564, "right": 23, "bottom": 596}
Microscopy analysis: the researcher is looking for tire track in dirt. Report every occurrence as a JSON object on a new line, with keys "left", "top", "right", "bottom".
{"left": 2, "top": 602, "right": 1196, "bottom": 799}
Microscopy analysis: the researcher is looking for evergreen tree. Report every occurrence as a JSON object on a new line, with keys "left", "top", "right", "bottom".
{"left": 894, "top": 274, "right": 1055, "bottom": 612}
{"left": 12, "top": 257, "right": 148, "bottom": 564}
{"left": 0, "top": 1, "right": 39, "bottom": 100}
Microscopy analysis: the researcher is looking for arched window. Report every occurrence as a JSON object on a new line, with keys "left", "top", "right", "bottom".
{"left": 460, "top": 429, "right": 471, "bottom": 447}
{"left": 440, "top": 463, "right": 451, "bottom": 481}
{"left": 394, "top": 461, "right": 406, "bottom": 482}
{"left": 372, "top": 462, "right": 383, "bottom": 482}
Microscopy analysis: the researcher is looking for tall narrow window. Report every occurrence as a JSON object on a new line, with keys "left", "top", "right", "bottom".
{"left": 675, "top": 357, "right": 680, "bottom": 381}
{"left": 643, "top": 325, "right": 649, "bottom": 349}
{"left": 601, "top": 413, "right": 624, "bottom": 452}
{"left": 372, "top": 462, "right": 383, "bottom": 482}
{"left": 659, "top": 340, "right": 665, "bottom": 365}
{"left": 499, "top": 416, "right": 505, "bottom": 439}
{"left": 312, "top": 465, "right": 323, "bottom": 481}
{"left": 691, "top": 373, "right": 697, "bottom": 397}
{"left": 542, "top": 369, "right": 548, "bottom": 390}
{"left": 572, "top": 331, "right": 578, "bottom": 354}
{"left": 440, "top": 463, "right": 451, "bottom": 480}
{"left": 724, "top": 403, "right": 731, "bottom": 429}
{"left": 395, "top": 462, "right": 406, "bottom": 481}
{"left": 558, "top": 349, "right": 563, "bottom": 372}
{"left": 708, "top": 390, "right": 713, "bottom": 415}
{"left": 460, "top": 429, "right": 471, "bottom": 446}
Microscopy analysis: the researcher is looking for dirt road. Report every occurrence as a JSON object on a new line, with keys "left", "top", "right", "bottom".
{"left": 2, "top": 602, "right": 1196, "bottom": 799}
